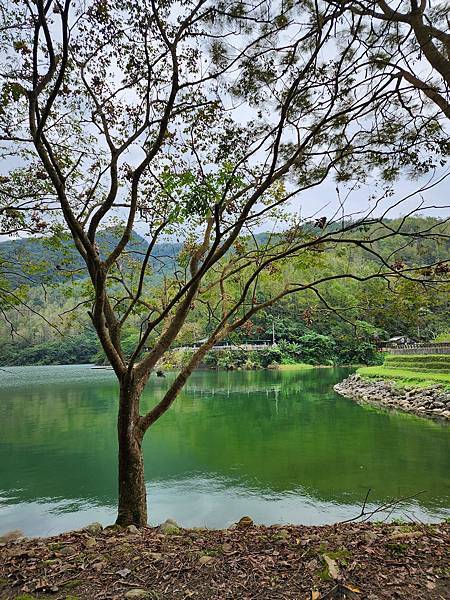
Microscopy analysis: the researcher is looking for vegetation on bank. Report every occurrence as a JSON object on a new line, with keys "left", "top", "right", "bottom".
{"left": 276, "top": 362, "right": 315, "bottom": 371}
{"left": 358, "top": 354, "right": 450, "bottom": 389}
{"left": 158, "top": 335, "right": 382, "bottom": 371}
{"left": 0, "top": 333, "right": 98, "bottom": 366}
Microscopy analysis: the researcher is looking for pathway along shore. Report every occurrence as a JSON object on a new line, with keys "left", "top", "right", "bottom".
{"left": 334, "top": 374, "right": 450, "bottom": 421}
{"left": 0, "top": 520, "right": 449, "bottom": 599}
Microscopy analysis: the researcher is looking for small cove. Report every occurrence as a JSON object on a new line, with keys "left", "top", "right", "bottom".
{"left": 0, "top": 365, "right": 449, "bottom": 537}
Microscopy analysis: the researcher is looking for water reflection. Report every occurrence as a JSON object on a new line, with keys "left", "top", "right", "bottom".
{"left": 0, "top": 365, "right": 449, "bottom": 536}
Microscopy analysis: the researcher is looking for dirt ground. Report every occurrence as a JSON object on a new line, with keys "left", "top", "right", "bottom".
{"left": 0, "top": 521, "right": 448, "bottom": 599}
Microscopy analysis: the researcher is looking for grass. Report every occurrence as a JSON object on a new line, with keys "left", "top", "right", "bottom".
{"left": 384, "top": 354, "right": 450, "bottom": 372}
{"left": 357, "top": 366, "right": 450, "bottom": 388}
{"left": 357, "top": 354, "right": 450, "bottom": 389}
{"left": 277, "top": 363, "right": 315, "bottom": 371}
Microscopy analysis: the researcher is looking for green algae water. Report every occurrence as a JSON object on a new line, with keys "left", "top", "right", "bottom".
{"left": 0, "top": 365, "right": 448, "bottom": 536}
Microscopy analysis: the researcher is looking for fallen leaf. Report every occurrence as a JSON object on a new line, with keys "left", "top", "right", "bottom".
{"left": 125, "top": 589, "right": 148, "bottom": 599}
{"left": 343, "top": 583, "right": 362, "bottom": 594}
{"left": 116, "top": 568, "right": 131, "bottom": 577}
{"left": 389, "top": 531, "right": 423, "bottom": 541}
{"left": 323, "top": 554, "right": 340, "bottom": 580}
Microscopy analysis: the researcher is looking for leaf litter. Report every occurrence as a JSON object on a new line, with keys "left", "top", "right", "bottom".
{"left": 0, "top": 522, "right": 448, "bottom": 599}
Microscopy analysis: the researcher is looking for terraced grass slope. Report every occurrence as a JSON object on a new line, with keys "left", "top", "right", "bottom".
{"left": 357, "top": 354, "right": 450, "bottom": 388}
{"left": 384, "top": 354, "right": 450, "bottom": 371}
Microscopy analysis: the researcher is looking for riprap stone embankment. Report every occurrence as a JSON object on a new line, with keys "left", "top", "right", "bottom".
{"left": 334, "top": 374, "right": 450, "bottom": 421}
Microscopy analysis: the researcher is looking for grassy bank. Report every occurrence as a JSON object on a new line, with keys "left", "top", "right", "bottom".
{"left": 276, "top": 362, "right": 315, "bottom": 371}
{"left": 358, "top": 354, "right": 450, "bottom": 389}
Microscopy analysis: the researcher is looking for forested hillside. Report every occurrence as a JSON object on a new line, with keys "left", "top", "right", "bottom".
{"left": 0, "top": 217, "right": 448, "bottom": 366}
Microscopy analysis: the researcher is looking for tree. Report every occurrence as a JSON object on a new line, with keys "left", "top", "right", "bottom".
{"left": 331, "top": 0, "right": 450, "bottom": 119}
{"left": 0, "top": 0, "right": 449, "bottom": 526}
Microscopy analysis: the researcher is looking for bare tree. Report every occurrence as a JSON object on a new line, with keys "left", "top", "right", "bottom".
{"left": 0, "top": 0, "right": 448, "bottom": 526}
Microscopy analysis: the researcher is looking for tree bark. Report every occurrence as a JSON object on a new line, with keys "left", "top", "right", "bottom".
{"left": 116, "top": 380, "right": 147, "bottom": 527}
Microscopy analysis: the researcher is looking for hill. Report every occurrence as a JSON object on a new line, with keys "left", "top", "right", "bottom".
{"left": 0, "top": 229, "right": 182, "bottom": 286}
{"left": 0, "top": 217, "right": 448, "bottom": 366}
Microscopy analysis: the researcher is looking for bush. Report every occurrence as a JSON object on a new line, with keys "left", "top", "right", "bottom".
{"left": 295, "top": 333, "right": 336, "bottom": 365}
{"left": 334, "top": 339, "right": 383, "bottom": 366}
{"left": 0, "top": 332, "right": 97, "bottom": 366}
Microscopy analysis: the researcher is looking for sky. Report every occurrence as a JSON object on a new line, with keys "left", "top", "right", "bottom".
{"left": 2, "top": 0, "right": 450, "bottom": 243}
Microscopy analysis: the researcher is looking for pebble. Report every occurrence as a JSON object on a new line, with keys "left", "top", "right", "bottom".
{"left": 199, "top": 555, "right": 215, "bottom": 564}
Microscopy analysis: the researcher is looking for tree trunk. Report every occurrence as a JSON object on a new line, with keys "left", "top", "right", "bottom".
{"left": 116, "top": 381, "right": 147, "bottom": 527}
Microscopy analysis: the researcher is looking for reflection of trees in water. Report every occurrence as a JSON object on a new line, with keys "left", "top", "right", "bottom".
{"left": 181, "top": 367, "right": 352, "bottom": 397}
{"left": 0, "top": 367, "right": 448, "bottom": 513}
{"left": 184, "top": 384, "right": 283, "bottom": 396}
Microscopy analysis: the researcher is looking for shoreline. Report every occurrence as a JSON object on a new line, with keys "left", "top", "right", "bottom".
{"left": 0, "top": 362, "right": 328, "bottom": 371}
{"left": 1, "top": 521, "right": 448, "bottom": 599}
{"left": 334, "top": 374, "right": 450, "bottom": 421}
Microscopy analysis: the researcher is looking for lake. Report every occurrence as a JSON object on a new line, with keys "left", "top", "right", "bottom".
{"left": 0, "top": 365, "right": 449, "bottom": 537}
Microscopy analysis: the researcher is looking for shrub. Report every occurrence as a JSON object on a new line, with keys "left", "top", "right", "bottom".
{"left": 434, "top": 332, "right": 450, "bottom": 342}
{"left": 295, "top": 333, "right": 336, "bottom": 365}
{"left": 335, "top": 339, "right": 383, "bottom": 365}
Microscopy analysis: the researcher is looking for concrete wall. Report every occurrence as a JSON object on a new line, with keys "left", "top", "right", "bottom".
{"left": 384, "top": 344, "right": 450, "bottom": 355}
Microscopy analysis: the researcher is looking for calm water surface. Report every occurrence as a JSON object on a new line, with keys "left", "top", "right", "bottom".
{"left": 0, "top": 365, "right": 449, "bottom": 536}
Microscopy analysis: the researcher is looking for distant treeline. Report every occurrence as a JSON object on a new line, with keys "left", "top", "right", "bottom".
{"left": 0, "top": 217, "right": 448, "bottom": 367}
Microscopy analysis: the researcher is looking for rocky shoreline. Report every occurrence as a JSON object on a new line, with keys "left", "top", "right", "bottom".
{"left": 334, "top": 374, "right": 450, "bottom": 421}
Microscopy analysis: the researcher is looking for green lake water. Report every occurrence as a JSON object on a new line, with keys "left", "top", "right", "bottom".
{"left": 0, "top": 365, "right": 449, "bottom": 537}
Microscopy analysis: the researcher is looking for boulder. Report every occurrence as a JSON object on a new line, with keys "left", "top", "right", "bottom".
{"left": 334, "top": 375, "right": 449, "bottom": 421}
